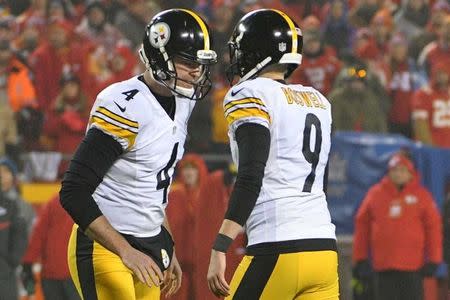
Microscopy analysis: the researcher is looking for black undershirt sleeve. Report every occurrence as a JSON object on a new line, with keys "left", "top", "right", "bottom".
{"left": 224, "top": 123, "right": 271, "bottom": 226}
{"left": 59, "top": 128, "right": 123, "bottom": 231}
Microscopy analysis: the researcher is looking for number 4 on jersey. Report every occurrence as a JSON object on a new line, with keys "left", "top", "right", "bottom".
{"left": 157, "top": 143, "right": 179, "bottom": 203}
{"left": 122, "top": 89, "right": 139, "bottom": 101}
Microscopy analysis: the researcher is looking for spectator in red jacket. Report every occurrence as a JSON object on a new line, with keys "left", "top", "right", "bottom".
{"left": 353, "top": 153, "right": 443, "bottom": 300}
{"left": 412, "top": 61, "right": 450, "bottom": 148}
{"left": 166, "top": 154, "right": 209, "bottom": 300}
{"left": 41, "top": 72, "right": 88, "bottom": 174}
{"left": 193, "top": 164, "right": 245, "bottom": 300}
{"left": 385, "top": 33, "right": 416, "bottom": 137}
{"left": 29, "top": 19, "right": 89, "bottom": 112}
{"left": 21, "top": 195, "right": 79, "bottom": 300}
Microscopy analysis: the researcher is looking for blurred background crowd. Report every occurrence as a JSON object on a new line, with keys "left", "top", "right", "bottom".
{"left": 0, "top": 0, "right": 449, "bottom": 299}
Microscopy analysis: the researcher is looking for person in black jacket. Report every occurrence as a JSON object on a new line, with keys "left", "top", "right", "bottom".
{"left": 0, "top": 162, "right": 28, "bottom": 300}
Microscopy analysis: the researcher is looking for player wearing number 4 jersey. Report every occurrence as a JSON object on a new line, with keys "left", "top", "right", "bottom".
{"left": 59, "top": 9, "right": 217, "bottom": 300}
{"left": 207, "top": 9, "right": 339, "bottom": 300}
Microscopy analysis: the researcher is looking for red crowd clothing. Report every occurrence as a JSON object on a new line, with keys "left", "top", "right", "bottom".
{"left": 290, "top": 47, "right": 341, "bottom": 96}
{"left": 43, "top": 109, "right": 87, "bottom": 154}
{"left": 388, "top": 61, "right": 415, "bottom": 125}
{"left": 353, "top": 174, "right": 443, "bottom": 271}
{"left": 420, "top": 41, "right": 450, "bottom": 74}
{"left": 166, "top": 154, "right": 209, "bottom": 300}
{"left": 193, "top": 170, "right": 246, "bottom": 300}
{"left": 22, "top": 195, "right": 74, "bottom": 279}
{"left": 412, "top": 86, "right": 450, "bottom": 148}
{"left": 85, "top": 45, "right": 137, "bottom": 101}
{"left": 29, "top": 42, "right": 89, "bottom": 112}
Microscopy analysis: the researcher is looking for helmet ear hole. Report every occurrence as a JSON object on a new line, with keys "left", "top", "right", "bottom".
{"left": 156, "top": 69, "right": 168, "bottom": 80}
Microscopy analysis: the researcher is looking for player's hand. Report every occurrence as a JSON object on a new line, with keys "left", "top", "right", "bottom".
{"left": 207, "top": 250, "right": 230, "bottom": 298}
{"left": 161, "top": 252, "right": 182, "bottom": 297}
{"left": 120, "top": 246, "right": 164, "bottom": 287}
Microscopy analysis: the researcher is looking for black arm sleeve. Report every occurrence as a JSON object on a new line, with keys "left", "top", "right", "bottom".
{"left": 59, "top": 128, "right": 123, "bottom": 231}
{"left": 225, "top": 123, "right": 270, "bottom": 226}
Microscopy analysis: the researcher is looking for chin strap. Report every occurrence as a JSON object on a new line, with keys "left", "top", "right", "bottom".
{"left": 237, "top": 57, "right": 272, "bottom": 84}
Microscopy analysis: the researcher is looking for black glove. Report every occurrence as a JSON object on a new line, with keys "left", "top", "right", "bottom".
{"left": 353, "top": 260, "right": 373, "bottom": 280}
{"left": 20, "top": 263, "right": 36, "bottom": 295}
{"left": 421, "top": 263, "right": 438, "bottom": 277}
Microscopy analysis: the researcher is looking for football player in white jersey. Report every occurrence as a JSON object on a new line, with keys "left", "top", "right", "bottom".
{"left": 207, "top": 9, "right": 339, "bottom": 299}
{"left": 59, "top": 9, "right": 217, "bottom": 300}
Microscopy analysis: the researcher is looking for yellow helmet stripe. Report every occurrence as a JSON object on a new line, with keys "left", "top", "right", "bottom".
{"left": 180, "top": 9, "right": 210, "bottom": 50}
{"left": 271, "top": 9, "right": 298, "bottom": 54}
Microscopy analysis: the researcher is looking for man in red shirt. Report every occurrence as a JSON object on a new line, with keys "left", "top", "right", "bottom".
{"left": 412, "top": 62, "right": 450, "bottom": 148}
{"left": 353, "top": 153, "right": 443, "bottom": 300}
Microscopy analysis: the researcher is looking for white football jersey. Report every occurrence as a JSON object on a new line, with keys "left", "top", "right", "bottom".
{"left": 224, "top": 77, "right": 336, "bottom": 246}
{"left": 87, "top": 75, "right": 195, "bottom": 237}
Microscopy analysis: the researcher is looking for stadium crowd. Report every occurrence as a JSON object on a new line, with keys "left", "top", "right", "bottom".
{"left": 0, "top": 0, "right": 449, "bottom": 299}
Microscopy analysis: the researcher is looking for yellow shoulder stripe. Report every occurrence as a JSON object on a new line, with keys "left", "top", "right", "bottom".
{"left": 225, "top": 107, "right": 271, "bottom": 125}
{"left": 224, "top": 97, "right": 265, "bottom": 111}
{"left": 91, "top": 116, "right": 137, "bottom": 150}
{"left": 96, "top": 106, "right": 139, "bottom": 129}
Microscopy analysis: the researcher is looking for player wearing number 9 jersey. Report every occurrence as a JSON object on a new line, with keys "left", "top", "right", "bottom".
{"left": 207, "top": 9, "right": 339, "bottom": 300}
{"left": 59, "top": 9, "right": 217, "bottom": 300}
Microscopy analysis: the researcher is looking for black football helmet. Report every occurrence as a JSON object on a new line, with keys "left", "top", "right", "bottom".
{"left": 227, "top": 9, "right": 303, "bottom": 85}
{"left": 139, "top": 9, "right": 217, "bottom": 100}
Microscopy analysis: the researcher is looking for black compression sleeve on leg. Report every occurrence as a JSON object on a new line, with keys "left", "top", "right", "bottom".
{"left": 224, "top": 123, "right": 270, "bottom": 226}
{"left": 59, "top": 128, "right": 123, "bottom": 231}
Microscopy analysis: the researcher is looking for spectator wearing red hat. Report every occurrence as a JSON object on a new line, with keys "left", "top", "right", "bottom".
{"left": 353, "top": 153, "right": 443, "bottom": 300}
{"left": 29, "top": 19, "right": 89, "bottom": 112}
{"left": 412, "top": 61, "right": 450, "bottom": 148}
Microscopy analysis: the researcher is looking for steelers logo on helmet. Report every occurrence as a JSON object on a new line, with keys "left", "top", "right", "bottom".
{"left": 140, "top": 9, "right": 217, "bottom": 100}
{"left": 149, "top": 22, "right": 171, "bottom": 48}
